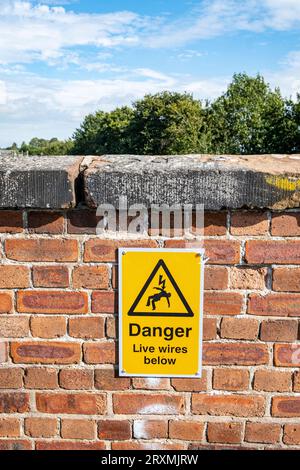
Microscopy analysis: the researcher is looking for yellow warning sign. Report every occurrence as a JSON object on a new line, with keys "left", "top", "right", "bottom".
{"left": 119, "top": 248, "right": 204, "bottom": 377}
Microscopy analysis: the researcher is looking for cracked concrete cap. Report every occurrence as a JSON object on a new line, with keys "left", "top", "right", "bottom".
{"left": 0, "top": 155, "right": 83, "bottom": 208}
{"left": 84, "top": 154, "right": 300, "bottom": 210}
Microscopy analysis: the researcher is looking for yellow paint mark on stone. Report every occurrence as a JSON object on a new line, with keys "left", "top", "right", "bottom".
{"left": 265, "top": 175, "right": 300, "bottom": 192}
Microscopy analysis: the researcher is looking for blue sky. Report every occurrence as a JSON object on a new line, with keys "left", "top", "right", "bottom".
{"left": 1, "top": 0, "right": 300, "bottom": 147}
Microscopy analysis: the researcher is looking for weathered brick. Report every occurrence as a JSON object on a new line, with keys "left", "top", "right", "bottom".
{"left": 204, "top": 266, "right": 228, "bottom": 290}
{"left": 83, "top": 341, "right": 116, "bottom": 364}
{"left": 28, "top": 211, "right": 64, "bottom": 234}
{"left": 283, "top": 424, "right": 300, "bottom": 445}
{"left": 272, "top": 396, "right": 300, "bottom": 417}
{"left": 274, "top": 344, "right": 300, "bottom": 367}
{"left": 0, "top": 418, "right": 20, "bottom": 437}
{"left": 0, "top": 392, "right": 30, "bottom": 413}
{"left": 24, "top": 367, "right": 58, "bottom": 389}
{"left": 84, "top": 239, "right": 157, "bottom": 262}
{"left": 0, "top": 292, "right": 13, "bottom": 313}
{"left": 204, "top": 292, "right": 243, "bottom": 315}
{"left": 230, "top": 267, "right": 267, "bottom": 290}
{"left": 11, "top": 341, "right": 81, "bottom": 364}
{"left": 260, "top": 320, "right": 298, "bottom": 342}
{"left": 61, "top": 419, "right": 95, "bottom": 439}
{"left": 32, "top": 266, "right": 69, "bottom": 288}
{"left": 207, "top": 422, "right": 242, "bottom": 444}
{"left": 248, "top": 293, "right": 300, "bottom": 317}
{"left": 192, "top": 394, "right": 265, "bottom": 417}
{"left": 0, "top": 342, "right": 7, "bottom": 363}
{"left": 111, "top": 441, "right": 185, "bottom": 450}
{"left": 273, "top": 267, "right": 300, "bottom": 292}
{"left": 220, "top": 318, "right": 259, "bottom": 340}
{"left": 69, "top": 317, "right": 105, "bottom": 339}
{"left": 203, "top": 342, "right": 268, "bottom": 365}
{"left": 0, "top": 266, "right": 29, "bottom": 288}
{"left": 164, "top": 239, "right": 240, "bottom": 264}
{"left": 67, "top": 210, "right": 100, "bottom": 234}
{"left": 94, "top": 368, "right": 131, "bottom": 391}
{"left": 245, "top": 240, "right": 300, "bottom": 264}
{"left": 91, "top": 291, "right": 116, "bottom": 313}
{"left": 294, "top": 371, "right": 300, "bottom": 392}
{"left": 36, "top": 441, "right": 105, "bottom": 450}
{"left": 0, "top": 211, "right": 23, "bottom": 233}
{"left": 106, "top": 317, "right": 116, "bottom": 339}
{"left": 169, "top": 420, "right": 204, "bottom": 441}
{"left": 73, "top": 265, "right": 109, "bottom": 289}
{"left": 133, "top": 420, "right": 168, "bottom": 439}
{"left": 17, "top": 290, "right": 88, "bottom": 314}
{"left": 0, "top": 368, "right": 23, "bottom": 389}
{"left": 25, "top": 418, "right": 57, "bottom": 438}
{"left": 59, "top": 369, "right": 93, "bottom": 390}
{"left": 213, "top": 369, "right": 249, "bottom": 391}
{"left": 0, "top": 439, "right": 32, "bottom": 450}
{"left": 254, "top": 369, "right": 291, "bottom": 392}
{"left": 231, "top": 212, "right": 268, "bottom": 236}
{"left": 203, "top": 318, "right": 217, "bottom": 340}
{"left": 5, "top": 238, "right": 78, "bottom": 262}
{"left": 30, "top": 316, "right": 66, "bottom": 338}
{"left": 171, "top": 370, "right": 207, "bottom": 392}
{"left": 98, "top": 420, "right": 131, "bottom": 440}
{"left": 203, "top": 212, "right": 227, "bottom": 236}
{"left": 0, "top": 316, "right": 29, "bottom": 337}
{"left": 132, "top": 378, "right": 170, "bottom": 390}
{"left": 36, "top": 392, "right": 106, "bottom": 414}
{"left": 113, "top": 393, "right": 185, "bottom": 415}
{"left": 245, "top": 422, "right": 281, "bottom": 444}
{"left": 271, "top": 213, "right": 300, "bottom": 236}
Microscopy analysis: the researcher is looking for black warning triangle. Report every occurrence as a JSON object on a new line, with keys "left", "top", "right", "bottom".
{"left": 128, "top": 259, "right": 194, "bottom": 317}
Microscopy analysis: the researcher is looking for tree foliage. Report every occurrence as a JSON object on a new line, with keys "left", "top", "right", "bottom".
{"left": 17, "top": 137, "right": 74, "bottom": 156}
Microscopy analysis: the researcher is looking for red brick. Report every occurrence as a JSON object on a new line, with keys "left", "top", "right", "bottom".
{"left": 274, "top": 344, "right": 300, "bottom": 367}
{"left": 59, "top": 369, "right": 93, "bottom": 390}
{"left": 133, "top": 420, "right": 168, "bottom": 439}
{"left": 25, "top": 417, "right": 57, "bottom": 438}
{"left": 283, "top": 424, "right": 300, "bottom": 445}
{"left": 203, "top": 342, "right": 268, "bottom": 365}
{"left": 204, "top": 292, "right": 243, "bottom": 315}
{"left": 230, "top": 267, "right": 267, "bottom": 290}
{"left": 272, "top": 396, "right": 300, "bottom": 417}
{"left": 17, "top": 290, "right": 88, "bottom": 314}
{"left": 165, "top": 239, "right": 240, "bottom": 264}
{"left": 0, "top": 266, "right": 29, "bottom": 288}
{"left": 106, "top": 317, "right": 116, "bottom": 338}
{"left": 248, "top": 293, "right": 300, "bottom": 317}
{"left": 0, "top": 392, "right": 30, "bottom": 413}
{"left": 32, "top": 266, "right": 69, "bottom": 288}
{"left": 83, "top": 341, "right": 115, "bottom": 364}
{"left": 231, "top": 212, "right": 268, "bottom": 236}
{"left": 94, "top": 368, "right": 130, "bottom": 391}
{"left": 171, "top": 370, "right": 207, "bottom": 392}
{"left": 92, "top": 291, "right": 116, "bottom": 313}
{"left": 220, "top": 318, "right": 259, "bottom": 340}
{"left": 271, "top": 213, "right": 300, "bottom": 236}
{"left": 245, "top": 240, "right": 300, "bottom": 264}
{"left": 0, "top": 316, "right": 29, "bottom": 337}
{"left": 84, "top": 239, "right": 158, "bottom": 262}
{"left": 169, "top": 420, "right": 204, "bottom": 441}
{"left": 245, "top": 422, "right": 281, "bottom": 444}
{"left": 294, "top": 371, "right": 300, "bottom": 392}
{"left": 0, "top": 439, "right": 32, "bottom": 450}
{"left": 0, "top": 342, "right": 7, "bottom": 363}
{"left": 203, "top": 318, "right": 217, "bottom": 340}
{"left": 36, "top": 392, "right": 106, "bottom": 414}
{"left": 67, "top": 210, "right": 100, "bottom": 234}
{"left": 0, "top": 368, "right": 22, "bottom": 389}
{"left": 260, "top": 320, "right": 298, "bottom": 342}
{"left": 254, "top": 369, "right": 291, "bottom": 392}
{"left": 203, "top": 212, "right": 227, "bottom": 236}
{"left": 273, "top": 267, "right": 300, "bottom": 292}
{"left": 69, "top": 317, "right": 105, "bottom": 339}
{"left": 0, "top": 292, "right": 13, "bottom": 313}
{"left": 204, "top": 266, "right": 228, "bottom": 290}
{"left": 98, "top": 420, "right": 131, "bottom": 440}
{"left": 30, "top": 316, "right": 66, "bottom": 338}
{"left": 73, "top": 265, "right": 109, "bottom": 289}
{"left": 5, "top": 238, "right": 78, "bottom": 262}
{"left": 111, "top": 441, "right": 185, "bottom": 450}
{"left": 0, "top": 418, "right": 20, "bottom": 437}
{"left": 61, "top": 419, "right": 95, "bottom": 439}
{"left": 113, "top": 393, "right": 185, "bottom": 415}
{"left": 11, "top": 341, "right": 81, "bottom": 364}
{"left": 24, "top": 367, "right": 58, "bottom": 389}
{"left": 28, "top": 211, "right": 64, "bottom": 234}
{"left": 36, "top": 441, "right": 106, "bottom": 450}
{"left": 192, "top": 394, "right": 265, "bottom": 417}
{"left": 207, "top": 422, "right": 242, "bottom": 444}
{"left": 132, "top": 378, "right": 170, "bottom": 390}
{"left": 0, "top": 211, "right": 23, "bottom": 233}
{"left": 213, "top": 369, "right": 249, "bottom": 391}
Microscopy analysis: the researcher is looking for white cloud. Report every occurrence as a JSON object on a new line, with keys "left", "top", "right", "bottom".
{"left": 0, "top": 81, "right": 7, "bottom": 105}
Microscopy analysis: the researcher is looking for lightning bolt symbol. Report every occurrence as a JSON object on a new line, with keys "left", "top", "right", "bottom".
{"left": 158, "top": 274, "right": 166, "bottom": 290}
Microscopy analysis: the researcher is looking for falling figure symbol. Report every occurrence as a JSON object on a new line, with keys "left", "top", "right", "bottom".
{"left": 146, "top": 274, "right": 171, "bottom": 311}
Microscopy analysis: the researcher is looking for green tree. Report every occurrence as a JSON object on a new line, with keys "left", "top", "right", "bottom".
{"left": 19, "top": 137, "right": 73, "bottom": 155}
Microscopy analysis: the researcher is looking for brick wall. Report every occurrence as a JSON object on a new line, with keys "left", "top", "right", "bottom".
{"left": 0, "top": 208, "right": 300, "bottom": 450}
